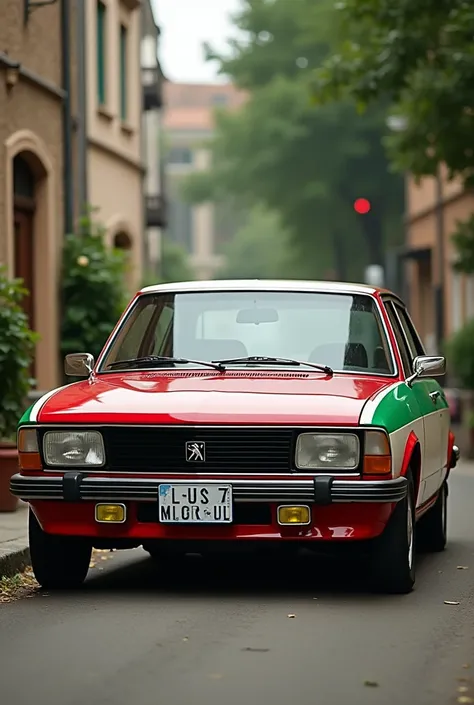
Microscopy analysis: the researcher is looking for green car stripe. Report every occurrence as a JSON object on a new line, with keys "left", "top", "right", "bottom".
{"left": 18, "top": 404, "right": 35, "bottom": 427}
{"left": 369, "top": 380, "right": 448, "bottom": 433}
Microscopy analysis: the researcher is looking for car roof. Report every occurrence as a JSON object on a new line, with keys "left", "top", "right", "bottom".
{"left": 139, "top": 279, "right": 395, "bottom": 297}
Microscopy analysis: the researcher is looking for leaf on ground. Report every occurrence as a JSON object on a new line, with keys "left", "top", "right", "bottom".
{"left": 457, "top": 566, "right": 469, "bottom": 570}
{"left": 463, "top": 665, "right": 471, "bottom": 670}
{"left": 458, "top": 686, "right": 469, "bottom": 693}
{"left": 287, "top": 614, "right": 296, "bottom": 618}
{"left": 364, "top": 681, "right": 379, "bottom": 687}
{"left": 444, "top": 601, "right": 460, "bottom": 605}
{"left": 89, "top": 562, "right": 96, "bottom": 568}
{"left": 457, "top": 697, "right": 474, "bottom": 703}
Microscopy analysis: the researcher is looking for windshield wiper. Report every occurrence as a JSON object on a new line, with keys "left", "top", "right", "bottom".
{"left": 211, "top": 356, "right": 333, "bottom": 375}
{"left": 105, "top": 356, "right": 226, "bottom": 372}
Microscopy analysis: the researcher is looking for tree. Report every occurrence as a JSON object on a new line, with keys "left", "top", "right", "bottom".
{"left": 142, "top": 238, "right": 194, "bottom": 287}
{"left": 313, "top": 0, "right": 474, "bottom": 185}
{"left": 217, "top": 205, "right": 303, "bottom": 279}
{"left": 182, "top": 0, "right": 404, "bottom": 281}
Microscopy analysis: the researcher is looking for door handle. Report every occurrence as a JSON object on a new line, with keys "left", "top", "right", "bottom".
{"left": 429, "top": 390, "right": 441, "bottom": 403}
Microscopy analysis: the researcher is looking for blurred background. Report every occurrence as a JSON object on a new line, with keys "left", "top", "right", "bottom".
{"left": 1, "top": 0, "right": 474, "bottom": 453}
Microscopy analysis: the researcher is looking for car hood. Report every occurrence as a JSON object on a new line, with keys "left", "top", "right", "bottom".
{"left": 32, "top": 371, "right": 392, "bottom": 426}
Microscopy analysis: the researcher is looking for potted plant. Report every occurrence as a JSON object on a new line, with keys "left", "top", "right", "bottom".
{"left": 0, "top": 266, "right": 38, "bottom": 511}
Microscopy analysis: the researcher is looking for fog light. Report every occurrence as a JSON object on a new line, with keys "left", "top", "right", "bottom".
{"left": 95, "top": 504, "right": 126, "bottom": 523}
{"left": 277, "top": 505, "right": 311, "bottom": 526}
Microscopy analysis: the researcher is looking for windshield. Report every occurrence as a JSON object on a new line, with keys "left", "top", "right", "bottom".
{"left": 98, "top": 290, "right": 395, "bottom": 375}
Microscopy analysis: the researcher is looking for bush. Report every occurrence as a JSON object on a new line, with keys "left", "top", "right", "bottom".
{"left": 0, "top": 267, "right": 38, "bottom": 441}
{"left": 445, "top": 319, "right": 474, "bottom": 389}
{"left": 60, "top": 211, "right": 129, "bottom": 367}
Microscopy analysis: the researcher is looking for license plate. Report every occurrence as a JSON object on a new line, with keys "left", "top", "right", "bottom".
{"left": 158, "top": 484, "right": 233, "bottom": 524}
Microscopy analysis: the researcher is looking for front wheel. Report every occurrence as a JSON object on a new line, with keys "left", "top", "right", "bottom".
{"left": 370, "top": 472, "right": 416, "bottom": 594}
{"left": 29, "top": 509, "right": 92, "bottom": 589}
{"left": 417, "top": 481, "right": 447, "bottom": 552}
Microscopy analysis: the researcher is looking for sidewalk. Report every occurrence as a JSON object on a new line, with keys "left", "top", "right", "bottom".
{"left": 0, "top": 501, "right": 30, "bottom": 579}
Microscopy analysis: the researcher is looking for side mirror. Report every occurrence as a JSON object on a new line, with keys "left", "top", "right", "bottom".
{"left": 407, "top": 355, "right": 445, "bottom": 386}
{"left": 65, "top": 353, "right": 94, "bottom": 377}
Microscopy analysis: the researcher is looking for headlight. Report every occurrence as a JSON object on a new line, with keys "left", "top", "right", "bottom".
{"left": 43, "top": 431, "right": 105, "bottom": 467}
{"left": 296, "top": 433, "right": 360, "bottom": 470}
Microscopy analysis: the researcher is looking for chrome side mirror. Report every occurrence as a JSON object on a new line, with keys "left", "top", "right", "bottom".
{"left": 407, "top": 355, "right": 446, "bottom": 386}
{"left": 65, "top": 353, "right": 94, "bottom": 377}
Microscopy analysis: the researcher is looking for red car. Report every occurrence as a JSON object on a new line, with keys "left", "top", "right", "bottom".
{"left": 11, "top": 280, "right": 459, "bottom": 593}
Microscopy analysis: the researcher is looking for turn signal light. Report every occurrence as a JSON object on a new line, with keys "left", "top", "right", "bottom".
{"left": 363, "top": 430, "right": 391, "bottom": 475}
{"left": 17, "top": 428, "right": 42, "bottom": 471}
{"left": 95, "top": 504, "right": 126, "bottom": 523}
{"left": 277, "top": 505, "right": 311, "bottom": 526}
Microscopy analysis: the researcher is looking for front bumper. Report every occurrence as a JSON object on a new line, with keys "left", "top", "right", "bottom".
{"left": 10, "top": 473, "right": 408, "bottom": 504}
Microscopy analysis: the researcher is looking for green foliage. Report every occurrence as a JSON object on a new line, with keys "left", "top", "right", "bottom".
{"left": 218, "top": 206, "right": 305, "bottom": 279}
{"left": 141, "top": 238, "right": 194, "bottom": 287}
{"left": 313, "top": 0, "right": 474, "bottom": 186}
{"left": 182, "top": 0, "right": 404, "bottom": 281}
{"left": 452, "top": 216, "right": 474, "bottom": 274}
{"left": 446, "top": 319, "right": 474, "bottom": 390}
{"left": 0, "top": 267, "right": 38, "bottom": 440}
{"left": 61, "top": 211, "right": 129, "bottom": 364}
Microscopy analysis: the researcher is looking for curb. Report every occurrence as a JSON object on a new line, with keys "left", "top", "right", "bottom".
{"left": 0, "top": 544, "right": 30, "bottom": 579}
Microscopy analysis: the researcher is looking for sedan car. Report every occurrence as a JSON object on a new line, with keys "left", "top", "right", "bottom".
{"left": 11, "top": 280, "right": 459, "bottom": 593}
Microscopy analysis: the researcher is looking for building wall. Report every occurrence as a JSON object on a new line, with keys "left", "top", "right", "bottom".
{"left": 85, "top": 0, "right": 144, "bottom": 292}
{"left": 163, "top": 82, "right": 247, "bottom": 280}
{"left": 406, "top": 170, "right": 474, "bottom": 351}
{"left": 0, "top": 0, "right": 64, "bottom": 390}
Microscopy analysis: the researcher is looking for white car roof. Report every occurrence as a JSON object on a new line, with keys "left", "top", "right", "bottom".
{"left": 139, "top": 279, "right": 386, "bottom": 296}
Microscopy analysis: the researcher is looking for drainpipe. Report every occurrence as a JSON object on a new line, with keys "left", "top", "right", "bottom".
{"left": 61, "top": 0, "right": 74, "bottom": 234}
{"left": 76, "top": 0, "right": 88, "bottom": 215}
{"left": 434, "top": 168, "right": 445, "bottom": 356}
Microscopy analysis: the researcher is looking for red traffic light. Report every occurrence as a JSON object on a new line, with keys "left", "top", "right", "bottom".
{"left": 354, "top": 198, "right": 371, "bottom": 214}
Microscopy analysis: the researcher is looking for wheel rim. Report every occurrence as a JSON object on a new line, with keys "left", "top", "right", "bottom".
{"left": 407, "top": 499, "right": 414, "bottom": 570}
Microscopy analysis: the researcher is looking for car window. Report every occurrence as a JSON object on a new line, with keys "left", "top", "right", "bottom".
{"left": 394, "top": 304, "right": 425, "bottom": 357}
{"left": 101, "top": 291, "right": 395, "bottom": 375}
{"left": 384, "top": 301, "right": 412, "bottom": 376}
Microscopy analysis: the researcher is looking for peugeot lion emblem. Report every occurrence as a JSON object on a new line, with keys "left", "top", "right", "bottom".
{"left": 185, "top": 441, "right": 206, "bottom": 462}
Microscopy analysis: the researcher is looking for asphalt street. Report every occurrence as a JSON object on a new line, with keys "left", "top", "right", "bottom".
{"left": 2, "top": 464, "right": 474, "bottom": 705}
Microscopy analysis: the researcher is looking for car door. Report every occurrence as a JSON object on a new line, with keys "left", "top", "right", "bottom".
{"left": 383, "top": 300, "right": 429, "bottom": 504}
{"left": 392, "top": 303, "right": 450, "bottom": 501}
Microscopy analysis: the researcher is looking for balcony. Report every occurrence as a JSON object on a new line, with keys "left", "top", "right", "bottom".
{"left": 143, "top": 79, "right": 162, "bottom": 111}
{"left": 146, "top": 194, "right": 166, "bottom": 228}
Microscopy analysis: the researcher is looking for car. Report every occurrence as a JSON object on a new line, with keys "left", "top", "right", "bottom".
{"left": 11, "top": 280, "right": 459, "bottom": 593}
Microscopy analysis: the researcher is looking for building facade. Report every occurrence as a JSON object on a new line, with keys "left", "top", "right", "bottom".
{"left": 163, "top": 82, "right": 246, "bottom": 280}
{"left": 83, "top": 0, "right": 145, "bottom": 291}
{"left": 141, "top": 0, "right": 166, "bottom": 280}
{"left": 0, "top": 0, "right": 64, "bottom": 391}
{"left": 404, "top": 169, "right": 474, "bottom": 354}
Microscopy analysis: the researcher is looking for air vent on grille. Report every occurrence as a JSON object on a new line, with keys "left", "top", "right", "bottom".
{"left": 138, "top": 371, "right": 310, "bottom": 379}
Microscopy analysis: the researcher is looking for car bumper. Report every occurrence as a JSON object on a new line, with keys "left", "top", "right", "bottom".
{"left": 11, "top": 473, "right": 408, "bottom": 504}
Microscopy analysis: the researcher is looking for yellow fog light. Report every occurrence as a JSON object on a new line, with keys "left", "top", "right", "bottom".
{"left": 277, "top": 505, "right": 311, "bottom": 526}
{"left": 95, "top": 504, "right": 126, "bottom": 523}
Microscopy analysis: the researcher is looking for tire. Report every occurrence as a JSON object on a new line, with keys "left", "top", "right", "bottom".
{"left": 417, "top": 481, "right": 447, "bottom": 553}
{"left": 370, "top": 471, "right": 416, "bottom": 594}
{"left": 29, "top": 509, "right": 92, "bottom": 589}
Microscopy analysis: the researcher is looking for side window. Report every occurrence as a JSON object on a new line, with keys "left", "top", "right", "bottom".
{"left": 394, "top": 304, "right": 425, "bottom": 357}
{"left": 384, "top": 301, "right": 412, "bottom": 376}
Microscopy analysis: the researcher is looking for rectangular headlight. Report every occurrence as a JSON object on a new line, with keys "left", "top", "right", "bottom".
{"left": 295, "top": 433, "right": 360, "bottom": 470}
{"left": 43, "top": 431, "right": 105, "bottom": 467}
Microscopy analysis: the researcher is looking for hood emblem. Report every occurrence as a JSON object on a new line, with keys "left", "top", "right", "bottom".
{"left": 186, "top": 441, "right": 206, "bottom": 462}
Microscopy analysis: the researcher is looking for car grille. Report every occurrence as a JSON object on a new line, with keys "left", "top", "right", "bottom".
{"left": 101, "top": 426, "right": 294, "bottom": 473}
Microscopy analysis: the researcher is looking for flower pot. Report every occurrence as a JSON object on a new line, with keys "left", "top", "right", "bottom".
{"left": 0, "top": 442, "right": 19, "bottom": 512}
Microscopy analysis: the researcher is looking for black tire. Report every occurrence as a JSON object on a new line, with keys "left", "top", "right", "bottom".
{"left": 370, "top": 471, "right": 416, "bottom": 594}
{"left": 29, "top": 509, "right": 92, "bottom": 589}
{"left": 416, "top": 481, "right": 447, "bottom": 553}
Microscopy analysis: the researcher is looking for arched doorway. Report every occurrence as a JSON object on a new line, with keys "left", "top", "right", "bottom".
{"left": 13, "top": 154, "right": 36, "bottom": 329}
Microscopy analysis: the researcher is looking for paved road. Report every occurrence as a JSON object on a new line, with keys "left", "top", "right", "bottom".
{"left": 2, "top": 465, "right": 474, "bottom": 705}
